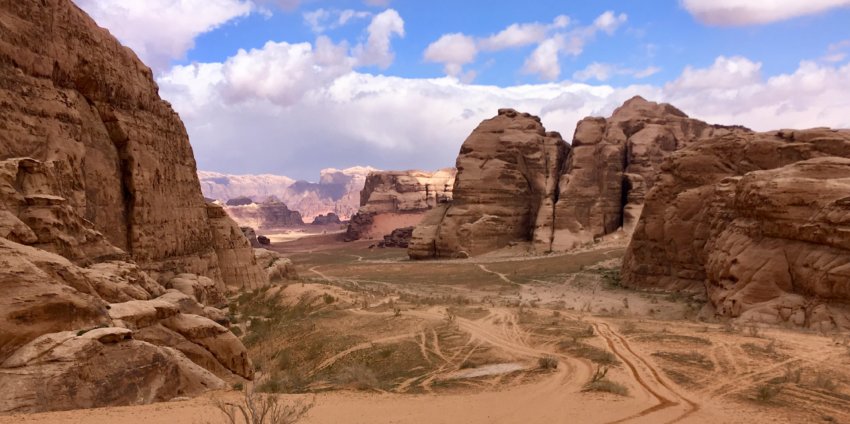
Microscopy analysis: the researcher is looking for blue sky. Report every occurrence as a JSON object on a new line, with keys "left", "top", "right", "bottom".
{"left": 77, "top": 0, "right": 850, "bottom": 180}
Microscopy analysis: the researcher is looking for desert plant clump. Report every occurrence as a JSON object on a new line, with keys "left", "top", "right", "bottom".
{"left": 755, "top": 383, "right": 783, "bottom": 403}
{"left": 583, "top": 366, "right": 628, "bottom": 396}
{"left": 213, "top": 387, "right": 314, "bottom": 424}
{"left": 334, "top": 365, "right": 379, "bottom": 391}
{"left": 538, "top": 356, "right": 558, "bottom": 370}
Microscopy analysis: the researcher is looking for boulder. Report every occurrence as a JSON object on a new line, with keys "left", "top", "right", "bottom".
{"left": 378, "top": 227, "right": 414, "bottom": 248}
{"left": 312, "top": 213, "right": 342, "bottom": 225}
{"left": 255, "top": 248, "right": 299, "bottom": 283}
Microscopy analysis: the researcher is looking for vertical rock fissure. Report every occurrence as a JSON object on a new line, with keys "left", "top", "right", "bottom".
{"left": 547, "top": 144, "right": 570, "bottom": 252}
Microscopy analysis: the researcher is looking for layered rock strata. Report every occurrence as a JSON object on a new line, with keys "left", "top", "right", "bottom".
{"left": 623, "top": 130, "right": 850, "bottom": 329}
{"left": 409, "top": 99, "right": 745, "bottom": 258}
{"left": 0, "top": 0, "right": 273, "bottom": 412}
{"left": 345, "top": 169, "right": 456, "bottom": 241}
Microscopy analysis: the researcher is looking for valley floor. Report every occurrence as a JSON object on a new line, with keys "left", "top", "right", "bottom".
{"left": 4, "top": 235, "right": 849, "bottom": 424}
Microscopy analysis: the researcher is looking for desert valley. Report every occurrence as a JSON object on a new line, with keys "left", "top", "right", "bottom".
{"left": 1, "top": 1, "right": 850, "bottom": 423}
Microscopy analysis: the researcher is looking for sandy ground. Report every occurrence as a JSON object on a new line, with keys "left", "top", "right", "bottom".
{"left": 5, "top": 238, "right": 849, "bottom": 424}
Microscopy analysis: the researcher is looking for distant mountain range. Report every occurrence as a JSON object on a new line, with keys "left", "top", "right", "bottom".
{"left": 198, "top": 166, "right": 378, "bottom": 221}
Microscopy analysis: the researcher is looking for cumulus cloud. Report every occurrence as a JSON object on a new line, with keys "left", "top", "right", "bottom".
{"left": 572, "top": 63, "right": 661, "bottom": 82}
{"left": 158, "top": 46, "right": 850, "bottom": 179}
{"left": 353, "top": 9, "right": 405, "bottom": 68}
{"left": 425, "top": 13, "right": 624, "bottom": 81}
{"left": 681, "top": 0, "right": 850, "bottom": 26}
{"left": 521, "top": 11, "right": 629, "bottom": 81}
{"left": 303, "top": 8, "right": 371, "bottom": 33}
{"left": 424, "top": 33, "right": 478, "bottom": 77}
{"left": 75, "top": 0, "right": 253, "bottom": 72}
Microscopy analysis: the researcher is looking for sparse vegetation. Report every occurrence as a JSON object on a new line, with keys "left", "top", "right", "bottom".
{"left": 212, "top": 387, "right": 313, "bottom": 424}
{"left": 583, "top": 366, "right": 628, "bottom": 396}
{"left": 651, "top": 351, "right": 714, "bottom": 370}
{"left": 334, "top": 364, "right": 379, "bottom": 390}
{"left": 538, "top": 356, "right": 558, "bottom": 370}
{"left": 755, "top": 383, "right": 783, "bottom": 403}
{"left": 558, "top": 339, "right": 619, "bottom": 365}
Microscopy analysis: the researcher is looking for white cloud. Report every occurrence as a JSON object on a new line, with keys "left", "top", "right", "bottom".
{"left": 823, "top": 40, "right": 850, "bottom": 63}
{"left": 521, "top": 11, "right": 629, "bottom": 81}
{"left": 478, "top": 15, "right": 570, "bottom": 51}
{"left": 681, "top": 0, "right": 850, "bottom": 26}
{"left": 522, "top": 37, "right": 565, "bottom": 81}
{"left": 424, "top": 33, "right": 478, "bottom": 77}
{"left": 572, "top": 63, "right": 661, "bottom": 82}
{"left": 593, "top": 11, "right": 628, "bottom": 34}
{"left": 353, "top": 9, "right": 405, "bottom": 68}
{"left": 159, "top": 47, "right": 850, "bottom": 179}
{"left": 666, "top": 56, "right": 762, "bottom": 90}
{"left": 303, "top": 8, "right": 372, "bottom": 33}
{"left": 75, "top": 0, "right": 253, "bottom": 72}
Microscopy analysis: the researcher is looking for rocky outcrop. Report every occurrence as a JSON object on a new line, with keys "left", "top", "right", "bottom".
{"left": 377, "top": 227, "right": 414, "bottom": 248}
{"left": 409, "top": 99, "right": 746, "bottom": 259}
{"left": 409, "top": 109, "right": 567, "bottom": 258}
{"left": 549, "top": 98, "right": 746, "bottom": 251}
{"left": 224, "top": 200, "right": 305, "bottom": 229}
{"left": 199, "top": 166, "right": 376, "bottom": 221}
{"left": 254, "top": 249, "right": 299, "bottom": 283}
{"left": 346, "top": 169, "right": 456, "bottom": 241}
{"left": 312, "top": 213, "right": 342, "bottom": 225}
{"left": 0, "top": 0, "right": 274, "bottom": 412}
{"left": 623, "top": 129, "right": 850, "bottom": 329}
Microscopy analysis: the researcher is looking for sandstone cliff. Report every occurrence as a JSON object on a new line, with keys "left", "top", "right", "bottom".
{"left": 623, "top": 129, "right": 850, "bottom": 329}
{"left": 408, "top": 99, "right": 746, "bottom": 259}
{"left": 0, "top": 0, "right": 271, "bottom": 412}
{"left": 223, "top": 199, "right": 305, "bottom": 229}
{"left": 345, "top": 169, "right": 456, "bottom": 241}
{"left": 199, "top": 166, "right": 376, "bottom": 221}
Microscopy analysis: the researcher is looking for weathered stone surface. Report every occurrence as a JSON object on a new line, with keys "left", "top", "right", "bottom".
{"left": 255, "top": 248, "right": 299, "bottom": 283}
{"left": 312, "top": 213, "right": 342, "bottom": 225}
{"left": 206, "top": 204, "right": 269, "bottom": 291}
{"left": 199, "top": 166, "right": 377, "bottom": 221}
{"left": 167, "top": 274, "right": 227, "bottom": 308}
{"left": 345, "top": 169, "right": 455, "bottom": 241}
{"left": 409, "top": 109, "right": 567, "bottom": 258}
{"left": 224, "top": 200, "right": 305, "bottom": 229}
{"left": 0, "top": 0, "right": 269, "bottom": 411}
{"left": 548, "top": 97, "right": 746, "bottom": 251}
{"left": 377, "top": 227, "right": 414, "bottom": 248}
{"left": 0, "top": 331, "right": 225, "bottom": 413}
{"left": 409, "top": 99, "right": 748, "bottom": 258}
{"left": 623, "top": 129, "right": 850, "bottom": 329}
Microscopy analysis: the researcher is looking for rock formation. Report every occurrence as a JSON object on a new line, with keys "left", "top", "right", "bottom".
{"left": 224, "top": 199, "right": 305, "bottom": 229}
{"left": 346, "top": 169, "right": 456, "bottom": 241}
{"left": 199, "top": 166, "right": 376, "bottom": 221}
{"left": 312, "top": 213, "right": 342, "bottom": 225}
{"left": 409, "top": 109, "right": 568, "bottom": 258}
{"left": 409, "top": 99, "right": 746, "bottom": 259}
{"left": 377, "top": 227, "right": 414, "bottom": 248}
{"left": 0, "top": 0, "right": 275, "bottom": 412}
{"left": 623, "top": 129, "right": 850, "bottom": 329}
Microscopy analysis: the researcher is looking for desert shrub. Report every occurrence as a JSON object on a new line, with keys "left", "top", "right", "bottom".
{"left": 231, "top": 326, "right": 243, "bottom": 337}
{"left": 558, "top": 340, "right": 619, "bottom": 365}
{"left": 538, "top": 356, "right": 558, "bottom": 370}
{"left": 814, "top": 372, "right": 838, "bottom": 392}
{"left": 213, "top": 387, "right": 313, "bottom": 424}
{"left": 583, "top": 366, "right": 628, "bottom": 396}
{"left": 334, "top": 365, "right": 379, "bottom": 390}
{"left": 322, "top": 293, "right": 335, "bottom": 304}
{"left": 782, "top": 365, "right": 803, "bottom": 384}
{"left": 755, "top": 383, "right": 782, "bottom": 402}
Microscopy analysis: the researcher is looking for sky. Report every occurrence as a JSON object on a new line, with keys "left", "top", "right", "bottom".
{"left": 76, "top": 0, "right": 850, "bottom": 180}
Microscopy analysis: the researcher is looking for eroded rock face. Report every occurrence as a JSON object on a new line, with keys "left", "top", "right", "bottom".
{"left": 345, "top": 169, "right": 456, "bottom": 241}
{"left": 409, "top": 99, "right": 747, "bottom": 258}
{"left": 0, "top": 0, "right": 274, "bottom": 412}
{"left": 549, "top": 97, "right": 746, "bottom": 251}
{"left": 409, "top": 109, "right": 567, "bottom": 258}
{"left": 312, "top": 213, "right": 342, "bottom": 225}
{"left": 199, "top": 166, "right": 376, "bottom": 222}
{"left": 224, "top": 200, "right": 305, "bottom": 229}
{"left": 623, "top": 130, "right": 850, "bottom": 329}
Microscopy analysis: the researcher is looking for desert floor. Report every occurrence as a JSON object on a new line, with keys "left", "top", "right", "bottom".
{"left": 4, "top": 235, "right": 849, "bottom": 424}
